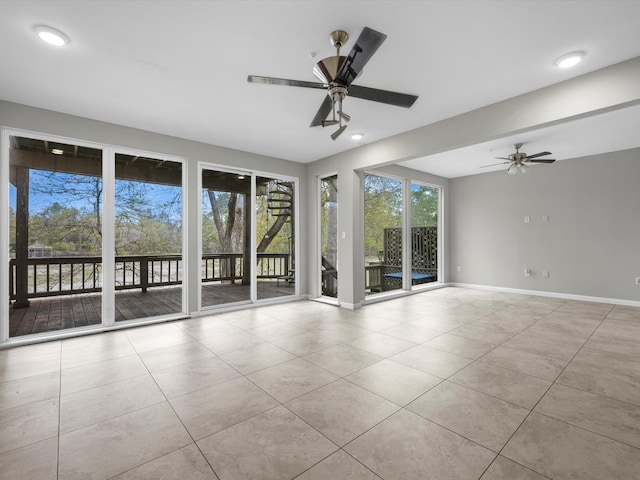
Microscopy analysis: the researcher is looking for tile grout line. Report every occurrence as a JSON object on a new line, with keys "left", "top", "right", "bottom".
{"left": 6, "top": 291, "right": 638, "bottom": 480}
{"left": 469, "top": 299, "right": 570, "bottom": 480}
{"left": 129, "top": 333, "right": 221, "bottom": 480}
{"left": 482, "top": 306, "right": 613, "bottom": 479}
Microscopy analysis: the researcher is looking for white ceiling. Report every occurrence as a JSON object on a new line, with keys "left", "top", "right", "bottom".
{"left": 2, "top": 0, "right": 640, "bottom": 177}
{"left": 399, "top": 104, "right": 640, "bottom": 178}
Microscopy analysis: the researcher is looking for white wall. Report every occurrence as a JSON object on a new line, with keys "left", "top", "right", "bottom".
{"left": 450, "top": 148, "right": 640, "bottom": 302}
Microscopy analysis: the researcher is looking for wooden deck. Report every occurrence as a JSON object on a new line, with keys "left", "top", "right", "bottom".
{"left": 9, "top": 281, "right": 295, "bottom": 337}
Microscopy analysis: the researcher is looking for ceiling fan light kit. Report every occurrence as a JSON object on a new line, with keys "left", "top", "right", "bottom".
{"left": 330, "top": 125, "right": 348, "bottom": 140}
{"left": 481, "top": 143, "right": 556, "bottom": 175}
{"left": 248, "top": 27, "right": 419, "bottom": 140}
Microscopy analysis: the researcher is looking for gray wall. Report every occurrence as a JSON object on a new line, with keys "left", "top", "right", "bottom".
{"left": 0, "top": 100, "right": 309, "bottom": 313}
{"left": 307, "top": 56, "right": 640, "bottom": 306}
{"left": 450, "top": 148, "right": 640, "bottom": 302}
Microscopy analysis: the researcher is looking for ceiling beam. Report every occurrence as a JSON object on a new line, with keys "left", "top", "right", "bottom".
{"left": 310, "top": 56, "right": 640, "bottom": 172}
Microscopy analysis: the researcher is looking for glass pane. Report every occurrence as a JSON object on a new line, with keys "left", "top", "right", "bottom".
{"left": 364, "top": 173, "right": 403, "bottom": 294}
{"left": 256, "top": 176, "right": 295, "bottom": 300}
{"left": 8, "top": 136, "right": 102, "bottom": 337}
{"left": 114, "top": 153, "right": 182, "bottom": 321}
{"left": 411, "top": 183, "right": 439, "bottom": 287}
{"left": 201, "top": 169, "right": 250, "bottom": 307}
{"left": 320, "top": 175, "right": 338, "bottom": 297}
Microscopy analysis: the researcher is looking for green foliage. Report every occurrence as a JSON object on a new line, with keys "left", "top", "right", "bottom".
{"left": 363, "top": 176, "right": 439, "bottom": 259}
{"left": 29, "top": 202, "right": 102, "bottom": 254}
{"left": 364, "top": 174, "right": 403, "bottom": 258}
{"left": 320, "top": 176, "right": 338, "bottom": 263}
{"left": 114, "top": 180, "right": 182, "bottom": 255}
{"left": 411, "top": 184, "right": 438, "bottom": 227}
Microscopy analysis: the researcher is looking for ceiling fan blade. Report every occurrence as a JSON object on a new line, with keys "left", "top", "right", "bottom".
{"left": 247, "top": 75, "right": 326, "bottom": 90}
{"left": 480, "top": 161, "right": 510, "bottom": 168}
{"left": 336, "top": 27, "right": 387, "bottom": 86}
{"left": 527, "top": 158, "right": 556, "bottom": 163}
{"left": 525, "top": 151, "right": 552, "bottom": 159}
{"left": 310, "top": 96, "right": 333, "bottom": 127}
{"left": 348, "top": 85, "right": 418, "bottom": 108}
{"left": 493, "top": 157, "right": 512, "bottom": 161}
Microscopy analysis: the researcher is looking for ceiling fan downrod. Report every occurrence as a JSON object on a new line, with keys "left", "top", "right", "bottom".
{"left": 325, "top": 86, "right": 349, "bottom": 140}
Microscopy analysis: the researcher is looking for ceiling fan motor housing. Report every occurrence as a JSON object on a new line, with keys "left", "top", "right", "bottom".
{"left": 313, "top": 56, "right": 347, "bottom": 84}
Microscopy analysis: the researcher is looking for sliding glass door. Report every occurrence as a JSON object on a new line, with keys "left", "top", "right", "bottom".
{"left": 363, "top": 173, "right": 403, "bottom": 295}
{"left": 201, "top": 168, "right": 251, "bottom": 307}
{"left": 256, "top": 176, "right": 295, "bottom": 301}
{"left": 2, "top": 129, "right": 300, "bottom": 342}
{"left": 3, "top": 131, "right": 186, "bottom": 339}
{"left": 410, "top": 182, "right": 440, "bottom": 289}
{"left": 114, "top": 153, "right": 184, "bottom": 321}
{"left": 362, "top": 174, "right": 441, "bottom": 298}
{"left": 7, "top": 135, "right": 103, "bottom": 337}
{"left": 199, "top": 168, "right": 297, "bottom": 309}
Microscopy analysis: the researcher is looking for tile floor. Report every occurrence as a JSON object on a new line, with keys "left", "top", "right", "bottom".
{"left": 1, "top": 287, "right": 640, "bottom": 479}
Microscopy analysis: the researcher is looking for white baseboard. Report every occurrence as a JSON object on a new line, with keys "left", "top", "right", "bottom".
{"left": 338, "top": 301, "right": 363, "bottom": 310}
{"left": 450, "top": 282, "right": 640, "bottom": 308}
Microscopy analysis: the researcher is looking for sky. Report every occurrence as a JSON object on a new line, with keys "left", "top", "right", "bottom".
{"left": 9, "top": 171, "right": 182, "bottom": 220}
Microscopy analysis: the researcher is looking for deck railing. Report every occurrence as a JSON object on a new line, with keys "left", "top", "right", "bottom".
{"left": 365, "top": 265, "right": 383, "bottom": 292}
{"left": 9, "top": 253, "right": 290, "bottom": 301}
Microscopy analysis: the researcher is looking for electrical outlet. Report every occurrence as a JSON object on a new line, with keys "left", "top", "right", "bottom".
{"left": 542, "top": 215, "right": 549, "bottom": 223}
{"left": 524, "top": 268, "right": 531, "bottom": 277}
{"left": 636, "top": 277, "right": 640, "bottom": 285}
{"left": 457, "top": 266, "right": 462, "bottom": 272}
{"left": 543, "top": 270, "right": 549, "bottom": 278}
{"left": 524, "top": 216, "right": 531, "bottom": 224}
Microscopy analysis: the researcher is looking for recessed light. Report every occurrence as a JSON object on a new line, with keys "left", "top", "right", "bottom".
{"left": 51, "top": 148, "right": 64, "bottom": 155}
{"left": 34, "top": 25, "right": 70, "bottom": 47}
{"left": 554, "top": 51, "right": 585, "bottom": 68}
{"left": 350, "top": 133, "right": 364, "bottom": 141}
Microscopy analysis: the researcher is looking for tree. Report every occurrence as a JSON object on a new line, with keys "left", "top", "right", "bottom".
{"left": 411, "top": 185, "right": 438, "bottom": 227}
{"left": 205, "top": 180, "right": 293, "bottom": 255}
{"left": 114, "top": 180, "right": 182, "bottom": 255}
{"left": 27, "top": 170, "right": 183, "bottom": 256}
{"left": 29, "top": 170, "right": 102, "bottom": 255}
{"left": 29, "top": 202, "right": 100, "bottom": 254}
{"left": 255, "top": 181, "right": 293, "bottom": 254}
{"left": 205, "top": 191, "right": 244, "bottom": 253}
{"left": 363, "top": 174, "right": 402, "bottom": 258}
{"left": 8, "top": 206, "right": 16, "bottom": 257}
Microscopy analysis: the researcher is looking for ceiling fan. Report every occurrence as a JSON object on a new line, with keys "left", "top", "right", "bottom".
{"left": 247, "top": 27, "right": 419, "bottom": 140}
{"left": 482, "top": 143, "right": 556, "bottom": 175}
